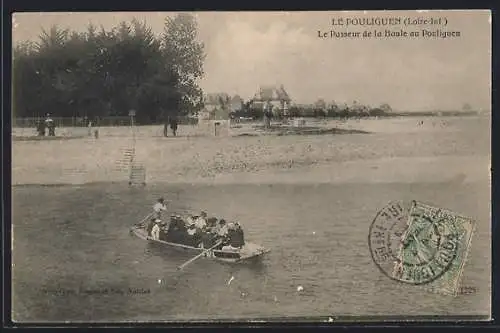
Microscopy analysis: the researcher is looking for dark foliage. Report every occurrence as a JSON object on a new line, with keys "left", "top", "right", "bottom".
{"left": 13, "top": 15, "right": 205, "bottom": 124}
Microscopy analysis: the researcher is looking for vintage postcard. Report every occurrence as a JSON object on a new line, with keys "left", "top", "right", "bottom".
{"left": 11, "top": 10, "right": 491, "bottom": 323}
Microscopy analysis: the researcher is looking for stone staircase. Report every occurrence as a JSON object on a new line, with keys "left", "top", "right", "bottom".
{"left": 113, "top": 145, "right": 146, "bottom": 185}
{"left": 114, "top": 147, "right": 135, "bottom": 172}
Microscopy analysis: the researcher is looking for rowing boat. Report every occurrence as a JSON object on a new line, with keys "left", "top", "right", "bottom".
{"left": 130, "top": 224, "right": 270, "bottom": 263}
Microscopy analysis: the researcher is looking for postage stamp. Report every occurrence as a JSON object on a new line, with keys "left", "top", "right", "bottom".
{"left": 369, "top": 200, "right": 476, "bottom": 296}
{"left": 369, "top": 201, "right": 413, "bottom": 281}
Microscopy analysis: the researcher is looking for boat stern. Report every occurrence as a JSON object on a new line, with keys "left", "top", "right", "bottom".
{"left": 239, "top": 242, "right": 270, "bottom": 260}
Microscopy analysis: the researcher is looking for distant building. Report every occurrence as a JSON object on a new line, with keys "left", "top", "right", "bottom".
{"left": 200, "top": 93, "right": 231, "bottom": 120}
{"left": 251, "top": 84, "right": 292, "bottom": 116}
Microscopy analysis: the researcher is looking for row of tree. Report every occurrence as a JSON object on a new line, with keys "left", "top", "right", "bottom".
{"left": 13, "top": 14, "right": 206, "bottom": 124}
{"left": 287, "top": 104, "right": 391, "bottom": 118}
{"left": 231, "top": 101, "right": 392, "bottom": 120}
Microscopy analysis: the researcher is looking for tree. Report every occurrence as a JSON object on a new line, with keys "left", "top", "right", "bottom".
{"left": 162, "top": 13, "right": 206, "bottom": 116}
{"left": 380, "top": 103, "right": 392, "bottom": 114}
{"left": 338, "top": 103, "right": 349, "bottom": 118}
{"left": 369, "top": 108, "right": 386, "bottom": 117}
{"left": 313, "top": 99, "right": 326, "bottom": 110}
{"left": 327, "top": 101, "right": 339, "bottom": 117}
{"left": 13, "top": 19, "right": 189, "bottom": 124}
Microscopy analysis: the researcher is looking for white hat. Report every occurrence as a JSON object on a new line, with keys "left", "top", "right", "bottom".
{"left": 155, "top": 219, "right": 161, "bottom": 223}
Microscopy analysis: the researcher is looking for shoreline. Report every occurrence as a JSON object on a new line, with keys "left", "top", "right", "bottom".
{"left": 12, "top": 117, "right": 490, "bottom": 187}
{"left": 11, "top": 155, "right": 490, "bottom": 187}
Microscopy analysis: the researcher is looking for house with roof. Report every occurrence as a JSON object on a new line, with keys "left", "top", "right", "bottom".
{"left": 251, "top": 84, "right": 292, "bottom": 116}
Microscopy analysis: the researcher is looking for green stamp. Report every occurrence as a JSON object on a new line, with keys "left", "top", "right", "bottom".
{"left": 392, "top": 201, "right": 475, "bottom": 296}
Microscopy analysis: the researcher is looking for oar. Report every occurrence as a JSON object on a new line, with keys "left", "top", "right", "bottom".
{"left": 134, "top": 213, "right": 152, "bottom": 227}
{"left": 177, "top": 240, "right": 223, "bottom": 271}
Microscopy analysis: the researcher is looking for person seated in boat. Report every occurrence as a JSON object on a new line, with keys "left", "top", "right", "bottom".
{"left": 227, "top": 222, "right": 245, "bottom": 249}
{"left": 206, "top": 217, "right": 218, "bottom": 231}
{"left": 222, "top": 222, "right": 238, "bottom": 250}
{"left": 235, "top": 222, "right": 245, "bottom": 242}
{"left": 168, "top": 215, "right": 184, "bottom": 231}
{"left": 185, "top": 224, "right": 203, "bottom": 247}
{"left": 151, "top": 219, "right": 161, "bottom": 240}
{"left": 186, "top": 223, "right": 197, "bottom": 236}
{"left": 158, "top": 220, "right": 171, "bottom": 241}
{"left": 209, "top": 219, "right": 229, "bottom": 249}
{"left": 199, "top": 216, "right": 222, "bottom": 248}
{"left": 185, "top": 215, "right": 197, "bottom": 227}
{"left": 200, "top": 231, "right": 217, "bottom": 249}
{"left": 222, "top": 222, "right": 240, "bottom": 252}
{"left": 163, "top": 215, "right": 185, "bottom": 242}
{"left": 217, "top": 219, "right": 229, "bottom": 237}
{"left": 194, "top": 211, "right": 208, "bottom": 231}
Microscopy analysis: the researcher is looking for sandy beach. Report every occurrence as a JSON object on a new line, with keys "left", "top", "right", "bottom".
{"left": 12, "top": 117, "right": 490, "bottom": 186}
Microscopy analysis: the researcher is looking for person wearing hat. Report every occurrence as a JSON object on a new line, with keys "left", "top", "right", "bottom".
{"left": 216, "top": 219, "right": 229, "bottom": 238}
{"left": 194, "top": 211, "right": 208, "bottom": 231}
{"left": 185, "top": 223, "right": 203, "bottom": 247}
{"left": 228, "top": 222, "right": 245, "bottom": 249}
{"left": 185, "top": 214, "right": 197, "bottom": 228}
{"left": 158, "top": 219, "right": 172, "bottom": 241}
{"left": 162, "top": 214, "right": 184, "bottom": 243}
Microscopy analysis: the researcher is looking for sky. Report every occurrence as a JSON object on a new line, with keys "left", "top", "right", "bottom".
{"left": 12, "top": 10, "right": 491, "bottom": 111}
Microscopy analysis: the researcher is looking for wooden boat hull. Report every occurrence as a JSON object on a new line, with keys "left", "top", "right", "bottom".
{"left": 130, "top": 225, "right": 269, "bottom": 263}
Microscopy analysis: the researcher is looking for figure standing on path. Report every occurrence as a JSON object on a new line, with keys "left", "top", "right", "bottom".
{"left": 45, "top": 114, "right": 55, "bottom": 136}
{"left": 169, "top": 116, "right": 178, "bottom": 137}
{"left": 36, "top": 120, "right": 46, "bottom": 136}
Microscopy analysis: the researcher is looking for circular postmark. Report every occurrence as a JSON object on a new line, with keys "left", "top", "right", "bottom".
{"left": 369, "top": 200, "right": 460, "bottom": 285}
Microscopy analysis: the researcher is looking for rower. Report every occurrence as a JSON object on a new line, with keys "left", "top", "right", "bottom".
{"left": 152, "top": 197, "right": 168, "bottom": 221}
{"left": 148, "top": 197, "right": 167, "bottom": 236}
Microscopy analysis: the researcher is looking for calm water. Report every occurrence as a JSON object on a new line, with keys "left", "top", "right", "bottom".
{"left": 12, "top": 116, "right": 491, "bottom": 322}
{"left": 12, "top": 181, "right": 490, "bottom": 322}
